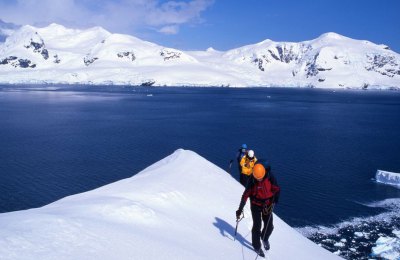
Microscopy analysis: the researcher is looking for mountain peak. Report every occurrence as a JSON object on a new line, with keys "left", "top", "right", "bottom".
{"left": 206, "top": 47, "right": 219, "bottom": 52}
{"left": 317, "top": 32, "right": 347, "bottom": 40}
{"left": 47, "top": 23, "right": 67, "bottom": 30}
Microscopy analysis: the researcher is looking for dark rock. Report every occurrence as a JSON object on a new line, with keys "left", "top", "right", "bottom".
{"left": 17, "top": 59, "right": 35, "bottom": 68}
{"left": 305, "top": 53, "right": 320, "bottom": 78}
{"left": 160, "top": 49, "right": 181, "bottom": 61}
{"left": 18, "top": 59, "right": 31, "bottom": 68}
{"left": 0, "top": 56, "right": 17, "bottom": 65}
{"left": 117, "top": 51, "right": 136, "bottom": 61}
{"left": 274, "top": 44, "right": 298, "bottom": 63}
{"left": 268, "top": 50, "right": 280, "bottom": 61}
{"left": 53, "top": 54, "right": 61, "bottom": 64}
{"left": 365, "top": 54, "right": 400, "bottom": 77}
{"left": 252, "top": 54, "right": 271, "bottom": 71}
{"left": 253, "top": 58, "right": 265, "bottom": 71}
{"left": 0, "top": 56, "right": 35, "bottom": 68}
{"left": 84, "top": 56, "right": 98, "bottom": 66}
{"left": 24, "top": 37, "right": 49, "bottom": 60}
{"left": 317, "top": 67, "right": 332, "bottom": 71}
{"left": 41, "top": 49, "right": 49, "bottom": 60}
{"left": 140, "top": 80, "right": 155, "bottom": 86}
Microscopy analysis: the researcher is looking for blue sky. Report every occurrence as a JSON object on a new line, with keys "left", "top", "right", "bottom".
{"left": 0, "top": 0, "right": 399, "bottom": 52}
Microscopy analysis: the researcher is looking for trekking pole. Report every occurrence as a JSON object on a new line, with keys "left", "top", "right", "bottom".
{"left": 255, "top": 203, "right": 275, "bottom": 260}
{"left": 227, "top": 159, "right": 233, "bottom": 176}
{"left": 234, "top": 212, "right": 244, "bottom": 241}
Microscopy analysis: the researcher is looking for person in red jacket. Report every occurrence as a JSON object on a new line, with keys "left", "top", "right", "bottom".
{"left": 236, "top": 162, "right": 280, "bottom": 258}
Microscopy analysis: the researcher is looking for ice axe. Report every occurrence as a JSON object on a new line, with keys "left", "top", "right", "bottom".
{"left": 234, "top": 212, "right": 244, "bottom": 241}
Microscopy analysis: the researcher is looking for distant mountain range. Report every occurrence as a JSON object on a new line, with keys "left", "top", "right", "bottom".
{"left": 0, "top": 23, "right": 399, "bottom": 89}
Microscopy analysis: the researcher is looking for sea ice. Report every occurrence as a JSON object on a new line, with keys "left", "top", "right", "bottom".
{"left": 334, "top": 242, "right": 345, "bottom": 247}
{"left": 371, "top": 230, "right": 400, "bottom": 259}
{"left": 375, "top": 170, "right": 400, "bottom": 187}
{"left": 354, "top": 232, "right": 364, "bottom": 237}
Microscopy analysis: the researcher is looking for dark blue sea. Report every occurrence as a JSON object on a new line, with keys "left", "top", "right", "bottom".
{"left": 1, "top": 85, "right": 400, "bottom": 259}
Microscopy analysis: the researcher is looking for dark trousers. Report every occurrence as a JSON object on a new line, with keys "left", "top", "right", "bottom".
{"left": 240, "top": 174, "right": 251, "bottom": 187}
{"left": 250, "top": 203, "right": 274, "bottom": 251}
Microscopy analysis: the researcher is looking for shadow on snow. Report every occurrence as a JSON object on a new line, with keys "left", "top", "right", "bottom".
{"left": 213, "top": 217, "right": 253, "bottom": 251}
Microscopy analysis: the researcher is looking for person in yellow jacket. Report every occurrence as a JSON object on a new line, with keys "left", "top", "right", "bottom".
{"left": 240, "top": 150, "right": 257, "bottom": 187}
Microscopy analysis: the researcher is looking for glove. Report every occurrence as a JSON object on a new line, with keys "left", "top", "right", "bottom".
{"left": 236, "top": 209, "right": 242, "bottom": 219}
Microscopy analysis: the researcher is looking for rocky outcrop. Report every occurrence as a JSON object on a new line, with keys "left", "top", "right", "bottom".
{"left": 251, "top": 43, "right": 313, "bottom": 72}
{"left": 365, "top": 54, "right": 400, "bottom": 77}
{"left": 84, "top": 55, "right": 98, "bottom": 66}
{"left": 0, "top": 56, "right": 36, "bottom": 68}
{"left": 53, "top": 54, "right": 61, "bottom": 64}
{"left": 24, "top": 34, "right": 49, "bottom": 60}
{"left": 140, "top": 80, "right": 155, "bottom": 86}
{"left": 160, "top": 48, "right": 181, "bottom": 61}
{"left": 117, "top": 51, "right": 135, "bottom": 61}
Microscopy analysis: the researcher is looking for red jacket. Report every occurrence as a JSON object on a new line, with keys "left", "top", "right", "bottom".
{"left": 238, "top": 171, "right": 280, "bottom": 211}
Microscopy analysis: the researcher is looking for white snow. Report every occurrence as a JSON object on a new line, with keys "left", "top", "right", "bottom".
{"left": 0, "top": 149, "right": 341, "bottom": 260}
{"left": 376, "top": 170, "right": 400, "bottom": 187}
{"left": 0, "top": 24, "right": 399, "bottom": 88}
{"left": 371, "top": 230, "right": 400, "bottom": 259}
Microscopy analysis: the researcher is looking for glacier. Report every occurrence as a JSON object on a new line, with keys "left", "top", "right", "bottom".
{"left": 376, "top": 170, "right": 400, "bottom": 187}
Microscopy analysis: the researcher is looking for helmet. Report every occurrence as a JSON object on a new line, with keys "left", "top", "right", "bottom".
{"left": 247, "top": 150, "right": 254, "bottom": 158}
{"left": 241, "top": 144, "right": 247, "bottom": 149}
{"left": 253, "top": 164, "right": 265, "bottom": 180}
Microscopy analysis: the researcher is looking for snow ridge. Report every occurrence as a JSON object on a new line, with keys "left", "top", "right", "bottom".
{"left": 0, "top": 149, "right": 341, "bottom": 260}
{"left": 0, "top": 23, "right": 399, "bottom": 89}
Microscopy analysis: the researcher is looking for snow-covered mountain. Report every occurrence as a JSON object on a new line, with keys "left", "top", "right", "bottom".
{"left": 0, "top": 23, "right": 399, "bottom": 89}
{"left": 0, "top": 149, "right": 341, "bottom": 260}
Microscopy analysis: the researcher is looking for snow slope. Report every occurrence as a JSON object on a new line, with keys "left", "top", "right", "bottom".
{"left": 0, "top": 24, "right": 399, "bottom": 88}
{"left": 0, "top": 149, "right": 341, "bottom": 260}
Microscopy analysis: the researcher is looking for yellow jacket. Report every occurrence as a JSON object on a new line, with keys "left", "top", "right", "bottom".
{"left": 240, "top": 155, "right": 258, "bottom": 176}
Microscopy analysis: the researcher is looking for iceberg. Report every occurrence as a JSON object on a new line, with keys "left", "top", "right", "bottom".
{"left": 371, "top": 230, "right": 400, "bottom": 259}
{"left": 375, "top": 170, "right": 400, "bottom": 187}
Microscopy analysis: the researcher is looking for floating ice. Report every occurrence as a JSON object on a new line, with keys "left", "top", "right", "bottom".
{"left": 334, "top": 242, "right": 345, "bottom": 247}
{"left": 297, "top": 198, "right": 400, "bottom": 259}
{"left": 375, "top": 170, "right": 400, "bottom": 187}
{"left": 354, "top": 232, "right": 364, "bottom": 237}
{"left": 371, "top": 230, "right": 400, "bottom": 260}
